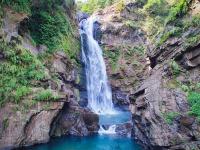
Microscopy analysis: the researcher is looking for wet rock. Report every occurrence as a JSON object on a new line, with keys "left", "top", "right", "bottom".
{"left": 77, "top": 12, "right": 89, "bottom": 22}
{"left": 112, "top": 89, "right": 129, "bottom": 109}
{"left": 93, "top": 21, "right": 102, "bottom": 43}
{"left": 115, "top": 122, "right": 133, "bottom": 137}
{"left": 102, "top": 125, "right": 110, "bottom": 130}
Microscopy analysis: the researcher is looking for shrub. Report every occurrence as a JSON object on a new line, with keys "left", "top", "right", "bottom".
{"left": 144, "top": 0, "right": 168, "bottom": 17}
{"left": 188, "top": 92, "right": 200, "bottom": 120}
{"left": 0, "top": 39, "right": 46, "bottom": 106}
{"left": 157, "top": 27, "right": 182, "bottom": 46}
{"left": 0, "top": 0, "right": 31, "bottom": 14}
{"left": 170, "top": 60, "right": 181, "bottom": 76}
{"left": 165, "top": 0, "right": 190, "bottom": 24}
{"left": 181, "top": 84, "right": 190, "bottom": 92}
{"left": 28, "top": 8, "right": 71, "bottom": 52}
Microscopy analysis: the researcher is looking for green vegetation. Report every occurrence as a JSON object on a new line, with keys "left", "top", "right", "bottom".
{"left": 0, "top": 39, "right": 46, "bottom": 106}
{"left": 125, "top": 20, "right": 139, "bottom": 30}
{"left": 29, "top": 7, "right": 69, "bottom": 52}
{"left": 188, "top": 92, "right": 200, "bottom": 121}
{"left": 14, "top": 86, "right": 31, "bottom": 103}
{"left": 0, "top": 0, "right": 80, "bottom": 108}
{"left": 77, "top": 0, "right": 122, "bottom": 14}
{"left": 0, "top": 0, "right": 31, "bottom": 14}
{"left": 115, "top": 0, "right": 125, "bottom": 13}
{"left": 125, "top": 46, "right": 145, "bottom": 57}
{"left": 165, "top": 0, "right": 190, "bottom": 24}
{"left": 34, "top": 89, "right": 59, "bottom": 101}
{"left": 163, "top": 112, "right": 180, "bottom": 125}
{"left": 170, "top": 60, "right": 181, "bottom": 76}
{"left": 1, "top": 0, "right": 80, "bottom": 63}
{"left": 103, "top": 48, "right": 120, "bottom": 71}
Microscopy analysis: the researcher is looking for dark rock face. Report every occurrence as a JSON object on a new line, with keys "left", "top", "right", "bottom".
{"left": 112, "top": 88, "right": 130, "bottom": 110}
{"left": 169, "top": 141, "right": 200, "bottom": 150}
{"left": 115, "top": 122, "right": 133, "bottom": 137}
{"left": 130, "top": 66, "right": 200, "bottom": 149}
{"left": 93, "top": 21, "right": 102, "bottom": 43}
{"left": 77, "top": 12, "right": 89, "bottom": 22}
{"left": 179, "top": 44, "right": 200, "bottom": 69}
{"left": 50, "top": 101, "right": 99, "bottom": 137}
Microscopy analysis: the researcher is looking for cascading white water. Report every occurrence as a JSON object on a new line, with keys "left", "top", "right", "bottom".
{"left": 98, "top": 125, "right": 116, "bottom": 135}
{"left": 80, "top": 17, "right": 116, "bottom": 115}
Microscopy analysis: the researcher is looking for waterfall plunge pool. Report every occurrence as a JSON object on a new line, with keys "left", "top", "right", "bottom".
{"left": 22, "top": 134, "right": 142, "bottom": 150}
{"left": 21, "top": 111, "right": 142, "bottom": 150}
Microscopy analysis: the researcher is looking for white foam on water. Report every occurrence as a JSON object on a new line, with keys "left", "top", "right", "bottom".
{"left": 98, "top": 125, "right": 117, "bottom": 135}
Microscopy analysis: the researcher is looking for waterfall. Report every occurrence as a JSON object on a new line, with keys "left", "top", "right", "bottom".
{"left": 80, "top": 17, "right": 116, "bottom": 115}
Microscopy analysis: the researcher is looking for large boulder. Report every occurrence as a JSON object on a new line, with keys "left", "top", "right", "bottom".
{"left": 0, "top": 101, "right": 64, "bottom": 149}
{"left": 50, "top": 100, "right": 99, "bottom": 137}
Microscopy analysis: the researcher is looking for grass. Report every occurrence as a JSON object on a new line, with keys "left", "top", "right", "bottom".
{"left": 163, "top": 112, "right": 180, "bottom": 125}
{"left": 34, "top": 89, "right": 59, "bottom": 101}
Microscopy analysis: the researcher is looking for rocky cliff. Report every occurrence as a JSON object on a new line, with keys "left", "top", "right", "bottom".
{"left": 90, "top": 0, "right": 200, "bottom": 149}
{"left": 0, "top": 1, "right": 98, "bottom": 149}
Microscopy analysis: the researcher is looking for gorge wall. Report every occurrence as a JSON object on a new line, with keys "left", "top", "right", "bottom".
{"left": 0, "top": 1, "right": 98, "bottom": 149}
{"left": 90, "top": 0, "right": 200, "bottom": 149}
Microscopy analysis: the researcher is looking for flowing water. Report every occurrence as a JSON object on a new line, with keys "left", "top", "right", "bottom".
{"left": 80, "top": 17, "right": 115, "bottom": 115}
{"left": 24, "top": 17, "right": 142, "bottom": 150}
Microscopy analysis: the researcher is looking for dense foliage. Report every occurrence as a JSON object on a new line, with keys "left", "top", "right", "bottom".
{"left": 0, "top": 0, "right": 31, "bottom": 14}
{"left": 0, "top": 39, "right": 46, "bottom": 106}
{"left": 0, "top": 0, "right": 80, "bottom": 106}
